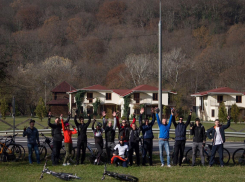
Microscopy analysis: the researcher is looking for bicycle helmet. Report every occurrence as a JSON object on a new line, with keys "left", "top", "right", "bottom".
{"left": 65, "top": 123, "right": 70, "bottom": 127}
{"left": 96, "top": 122, "right": 102, "bottom": 127}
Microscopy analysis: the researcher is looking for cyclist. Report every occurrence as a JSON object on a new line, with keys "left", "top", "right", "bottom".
{"left": 190, "top": 118, "right": 206, "bottom": 166}
{"left": 23, "top": 119, "right": 40, "bottom": 164}
{"left": 207, "top": 116, "right": 230, "bottom": 167}
{"left": 48, "top": 112, "right": 70, "bottom": 165}
{"left": 61, "top": 115, "right": 77, "bottom": 166}
{"left": 92, "top": 118, "right": 104, "bottom": 165}
{"left": 128, "top": 119, "right": 141, "bottom": 166}
{"left": 116, "top": 111, "right": 131, "bottom": 146}
{"left": 74, "top": 110, "right": 91, "bottom": 165}
{"left": 103, "top": 111, "right": 116, "bottom": 163}
{"left": 156, "top": 107, "right": 174, "bottom": 167}
{"left": 172, "top": 110, "right": 192, "bottom": 166}
{"left": 139, "top": 107, "right": 155, "bottom": 166}
{"left": 111, "top": 137, "right": 129, "bottom": 167}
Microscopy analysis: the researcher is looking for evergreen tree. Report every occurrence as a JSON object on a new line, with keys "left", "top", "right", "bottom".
{"left": 35, "top": 97, "right": 47, "bottom": 121}
{"left": 231, "top": 104, "right": 240, "bottom": 123}
{"left": 218, "top": 102, "right": 227, "bottom": 123}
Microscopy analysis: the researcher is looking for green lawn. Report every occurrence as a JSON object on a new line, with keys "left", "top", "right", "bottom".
{"left": 0, "top": 156, "right": 244, "bottom": 182}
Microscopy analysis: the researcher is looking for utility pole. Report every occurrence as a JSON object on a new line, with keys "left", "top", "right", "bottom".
{"left": 45, "top": 78, "right": 46, "bottom": 106}
{"left": 158, "top": 0, "right": 162, "bottom": 121}
{"left": 12, "top": 96, "right": 15, "bottom": 141}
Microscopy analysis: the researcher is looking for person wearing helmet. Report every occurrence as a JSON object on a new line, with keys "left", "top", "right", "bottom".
{"left": 111, "top": 137, "right": 129, "bottom": 167}
{"left": 61, "top": 115, "right": 77, "bottom": 166}
{"left": 92, "top": 117, "right": 104, "bottom": 165}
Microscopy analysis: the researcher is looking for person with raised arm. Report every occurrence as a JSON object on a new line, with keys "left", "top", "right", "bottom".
{"left": 48, "top": 112, "right": 70, "bottom": 165}
{"left": 61, "top": 114, "right": 77, "bottom": 166}
{"left": 92, "top": 117, "right": 104, "bottom": 165}
{"left": 139, "top": 107, "right": 155, "bottom": 166}
{"left": 172, "top": 110, "right": 192, "bottom": 166}
{"left": 74, "top": 110, "right": 91, "bottom": 165}
{"left": 207, "top": 116, "right": 230, "bottom": 167}
{"left": 156, "top": 107, "right": 174, "bottom": 167}
{"left": 23, "top": 119, "right": 40, "bottom": 164}
{"left": 103, "top": 111, "right": 116, "bottom": 163}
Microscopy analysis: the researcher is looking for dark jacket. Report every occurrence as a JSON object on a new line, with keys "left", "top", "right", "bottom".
{"left": 116, "top": 116, "right": 131, "bottom": 142}
{"left": 173, "top": 115, "right": 191, "bottom": 141}
{"left": 103, "top": 117, "right": 116, "bottom": 143}
{"left": 23, "top": 127, "right": 39, "bottom": 144}
{"left": 129, "top": 127, "right": 140, "bottom": 144}
{"left": 139, "top": 113, "right": 155, "bottom": 139}
{"left": 190, "top": 123, "right": 206, "bottom": 143}
{"left": 74, "top": 115, "right": 91, "bottom": 142}
{"left": 48, "top": 116, "right": 70, "bottom": 142}
{"left": 207, "top": 119, "right": 230, "bottom": 144}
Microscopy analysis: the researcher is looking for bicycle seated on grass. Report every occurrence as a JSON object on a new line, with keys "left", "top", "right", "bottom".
{"left": 184, "top": 143, "right": 230, "bottom": 165}
{"left": 40, "top": 157, "right": 81, "bottom": 181}
{"left": 101, "top": 163, "right": 138, "bottom": 181}
{"left": 0, "top": 134, "right": 22, "bottom": 162}
{"left": 232, "top": 140, "right": 245, "bottom": 165}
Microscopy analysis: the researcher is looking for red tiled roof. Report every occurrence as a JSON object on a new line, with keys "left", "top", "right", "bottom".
{"left": 47, "top": 99, "right": 69, "bottom": 105}
{"left": 112, "top": 89, "right": 132, "bottom": 96}
{"left": 191, "top": 87, "right": 243, "bottom": 96}
{"left": 82, "top": 84, "right": 110, "bottom": 91}
{"left": 51, "top": 81, "right": 76, "bottom": 93}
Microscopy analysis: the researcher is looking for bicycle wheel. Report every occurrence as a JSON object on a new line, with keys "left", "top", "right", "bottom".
{"left": 32, "top": 145, "right": 47, "bottom": 162}
{"left": 4, "top": 144, "right": 22, "bottom": 162}
{"left": 233, "top": 148, "right": 245, "bottom": 165}
{"left": 15, "top": 144, "right": 26, "bottom": 160}
{"left": 184, "top": 148, "right": 192, "bottom": 165}
{"left": 223, "top": 148, "right": 230, "bottom": 164}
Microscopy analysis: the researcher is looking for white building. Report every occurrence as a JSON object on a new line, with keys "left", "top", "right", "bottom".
{"left": 67, "top": 84, "right": 176, "bottom": 118}
{"left": 191, "top": 87, "right": 244, "bottom": 121}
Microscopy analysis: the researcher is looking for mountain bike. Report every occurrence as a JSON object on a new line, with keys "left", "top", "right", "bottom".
{"left": 185, "top": 143, "right": 230, "bottom": 165}
{"left": 101, "top": 163, "right": 138, "bottom": 181}
{"left": 32, "top": 133, "right": 75, "bottom": 162}
{"left": 40, "top": 157, "right": 81, "bottom": 180}
{"left": 232, "top": 140, "right": 245, "bottom": 165}
{"left": 0, "top": 136, "right": 22, "bottom": 162}
{"left": 3, "top": 133, "right": 26, "bottom": 160}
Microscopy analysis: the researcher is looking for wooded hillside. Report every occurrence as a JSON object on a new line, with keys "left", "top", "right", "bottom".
{"left": 1, "top": 0, "right": 245, "bottom": 115}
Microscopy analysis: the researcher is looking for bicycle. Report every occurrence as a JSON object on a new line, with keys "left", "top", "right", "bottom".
{"left": 232, "top": 140, "right": 245, "bottom": 165}
{"left": 101, "top": 163, "right": 138, "bottom": 181}
{"left": 0, "top": 136, "right": 22, "bottom": 162}
{"left": 40, "top": 157, "right": 81, "bottom": 180}
{"left": 32, "top": 133, "right": 75, "bottom": 162}
{"left": 3, "top": 133, "right": 26, "bottom": 160}
{"left": 185, "top": 143, "right": 230, "bottom": 165}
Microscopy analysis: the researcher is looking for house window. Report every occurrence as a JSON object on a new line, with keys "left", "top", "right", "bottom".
{"left": 134, "top": 93, "right": 140, "bottom": 104}
{"left": 106, "top": 93, "right": 112, "bottom": 100}
{"left": 153, "top": 93, "right": 158, "bottom": 101}
{"left": 54, "top": 93, "right": 57, "bottom": 100}
{"left": 217, "top": 95, "right": 223, "bottom": 103}
{"left": 211, "top": 109, "right": 215, "bottom": 117}
{"left": 236, "top": 96, "right": 242, "bottom": 103}
{"left": 87, "top": 93, "right": 93, "bottom": 103}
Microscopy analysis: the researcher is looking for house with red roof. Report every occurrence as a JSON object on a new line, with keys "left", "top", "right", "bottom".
{"left": 47, "top": 81, "right": 75, "bottom": 117}
{"left": 67, "top": 84, "right": 176, "bottom": 118}
{"left": 191, "top": 87, "right": 244, "bottom": 121}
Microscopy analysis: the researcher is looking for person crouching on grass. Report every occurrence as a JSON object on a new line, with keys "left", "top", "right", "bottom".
{"left": 61, "top": 115, "right": 77, "bottom": 166}
{"left": 111, "top": 137, "right": 129, "bottom": 167}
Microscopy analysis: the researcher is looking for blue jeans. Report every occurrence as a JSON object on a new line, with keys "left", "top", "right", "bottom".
{"left": 113, "top": 157, "right": 128, "bottom": 167}
{"left": 28, "top": 143, "right": 40, "bottom": 164}
{"left": 159, "top": 140, "right": 170, "bottom": 165}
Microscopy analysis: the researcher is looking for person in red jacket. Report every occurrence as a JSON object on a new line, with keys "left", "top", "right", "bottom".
{"left": 61, "top": 115, "right": 77, "bottom": 166}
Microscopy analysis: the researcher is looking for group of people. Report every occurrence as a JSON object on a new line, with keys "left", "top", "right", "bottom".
{"left": 23, "top": 107, "right": 231, "bottom": 168}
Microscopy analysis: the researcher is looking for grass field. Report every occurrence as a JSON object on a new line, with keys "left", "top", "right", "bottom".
{"left": 1, "top": 116, "right": 245, "bottom": 142}
{"left": 0, "top": 155, "right": 245, "bottom": 182}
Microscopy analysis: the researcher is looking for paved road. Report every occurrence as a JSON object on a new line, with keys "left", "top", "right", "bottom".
{"left": 14, "top": 137, "right": 244, "bottom": 154}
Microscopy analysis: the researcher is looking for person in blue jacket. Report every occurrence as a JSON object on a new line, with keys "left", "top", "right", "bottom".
{"left": 156, "top": 107, "right": 174, "bottom": 167}
{"left": 139, "top": 107, "right": 155, "bottom": 166}
{"left": 23, "top": 119, "right": 40, "bottom": 164}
